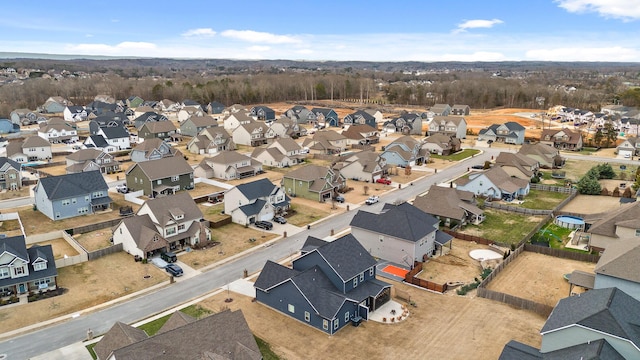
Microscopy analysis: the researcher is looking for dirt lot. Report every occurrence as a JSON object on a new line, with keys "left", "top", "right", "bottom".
{"left": 465, "top": 108, "right": 543, "bottom": 138}
{"left": 486, "top": 251, "right": 595, "bottom": 306}
{"left": 559, "top": 194, "right": 628, "bottom": 214}
{"left": 0, "top": 187, "right": 30, "bottom": 200}
{"left": 73, "top": 229, "right": 113, "bottom": 251}
{"left": 418, "top": 239, "right": 493, "bottom": 286}
{"left": 37, "top": 238, "right": 80, "bottom": 259}
{"left": 0, "top": 252, "right": 167, "bottom": 333}
{"left": 199, "top": 279, "right": 545, "bottom": 360}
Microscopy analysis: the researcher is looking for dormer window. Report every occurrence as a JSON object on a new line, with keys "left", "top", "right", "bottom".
{"left": 33, "top": 262, "right": 47, "bottom": 271}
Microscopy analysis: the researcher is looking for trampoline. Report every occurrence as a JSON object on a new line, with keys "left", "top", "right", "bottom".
{"left": 554, "top": 215, "right": 585, "bottom": 230}
{"left": 469, "top": 249, "right": 503, "bottom": 261}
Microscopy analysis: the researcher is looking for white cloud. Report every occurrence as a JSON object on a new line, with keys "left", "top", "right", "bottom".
{"left": 221, "top": 30, "right": 301, "bottom": 44}
{"left": 182, "top": 28, "right": 216, "bottom": 37}
{"left": 454, "top": 19, "right": 504, "bottom": 33}
{"left": 526, "top": 46, "right": 640, "bottom": 61}
{"left": 556, "top": 0, "right": 640, "bottom": 20}
{"left": 247, "top": 45, "right": 270, "bottom": 52}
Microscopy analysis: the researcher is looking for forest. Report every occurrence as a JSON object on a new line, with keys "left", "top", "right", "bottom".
{"left": 1, "top": 58, "right": 640, "bottom": 117}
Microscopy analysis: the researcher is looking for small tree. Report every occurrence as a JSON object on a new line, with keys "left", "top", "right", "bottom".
{"left": 622, "top": 187, "right": 633, "bottom": 198}
{"left": 483, "top": 161, "right": 491, "bottom": 169}
{"left": 612, "top": 187, "right": 620, "bottom": 197}
{"left": 577, "top": 174, "right": 601, "bottom": 195}
{"left": 363, "top": 185, "right": 369, "bottom": 196}
{"left": 596, "top": 163, "right": 615, "bottom": 179}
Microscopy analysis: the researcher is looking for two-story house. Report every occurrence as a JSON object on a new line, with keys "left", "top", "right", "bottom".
{"left": 186, "top": 127, "right": 235, "bottom": 155}
{"left": 232, "top": 122, "right": 267, "bottom": 147}
{"left": 7, "top": 136, "right": 53, "bottom": 163}
{"left": 37, "top": 122, "right": 79, "bottom": 144}
{"left": 179, "top": 115, "right": 218, "bottom": 137}
{"left": 130, "top": 138, "right": 180, "bottom": 163}
{"left": 222, "top": 112, "right": 253, "bottom": 131}
{"left": 380, "top": 135, "right": 427, "bottom": 167}
{"left": 0, "top": 235, "right": 57, "bottom": 296}
{"left": 133, "top": 112, "right": 169, "bottom": 130}
{"left": 249, "top": 105, "right": 276, "bottom": 122}
{"left": 281, "top": 164, "right": 346, "bottom": 202}
{"left": 430, "top": 104, "right": 452, "bottom": 116}
{"left": 65, "top": 149, "right": 120, "bottom": 174}
{"left": 284, "top": 105, "right": 317, "bottom": 125}
{"left": 333, "top": 150, "right": 386, "bottom": 182}
{"left": 112, "top": 192, "right": 210, "bottom": 258}
{"left": 224, "top": 178, "right": 290, "bottom": 225}
{"left": 0, "top": 157, "right": 22, "bottom": 190}
{"left": 34, "top": 171, "right": 112, "bottom": 220}
{"left": 427, "top": 116, "right": 467, "bottom": 139}
{"left": 343, "top": 110, "right": 377, "bottom": 128}
{"left": 451, "top": 104, "right": 470, "bottom": 116}
{"left": 585, "top": 201, "right": 640, "bottom": 252}
{"left": 265, "top": 116, "right": 307, "bottom": 139}
{"left": 254, "top": 234, "right": 392, "bottom": 334}
{"left": 494, "top": 152, "right": 539, "bottom": 180}
{"left": 350, "top": 202, "right": 453, "bottom": 265}
{"left": 341, "top": 124, "right": 380, "bottom": 145}
{"left": 193, "top": 151, "right": 262, "bottom": 180}
{"left": 95, "top": 126, "right": 131, "bottom": 151}
{"left": 138, "top": 121, "right": 178, "bottom": 141}
{"left": 311, "top": 107, "right": 340, "bottom": 127}
{"left": 413, "top": 186, "right": 485, "bottom": 227}
{"left": 125, "top": 156, "right": 194, "bottom": 197}
{"left": 382, "top": 113, "right": 423, "bottom": 135}
{"left": 616, "top": 136, "right": 640, "bottom": 158}
{"left": 540, "top": 128, "right": 583, "bottom": 151}
{"left": 301, "top": 130, "right": 347, "bottom": 155}
{"left": 252, "top": 137, "right": 305, "bottom": 168}
{"left": 422, "top": 134, "right": 461, "bottom": 156}
{"left": 63, "top": 105, "right": 89, "bottom": 122}
{"left": 518, "top": 143, "right": 565, "bottom": 169}
{"left": 478, "top": 122, "right": 526, "bottom": 145}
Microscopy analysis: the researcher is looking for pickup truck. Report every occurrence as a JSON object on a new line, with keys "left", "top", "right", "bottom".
{"left": 376, "top": 178, "right": 392, "bottom": 185}
{"left": 365, "top": 196, "right": 379, "bottom": 205}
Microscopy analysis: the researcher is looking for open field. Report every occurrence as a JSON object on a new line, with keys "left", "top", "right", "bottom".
{"left": 486, "top": 251, "right": 595, "bottom": 306}
{"left": 198, "top": 278, "right": 545, "bottom": 360}
{"left": 417, "top": 239, "right": 489, "bottom": 286}
{"left": 0, "top": 252, "right": 166, "bottom": 333}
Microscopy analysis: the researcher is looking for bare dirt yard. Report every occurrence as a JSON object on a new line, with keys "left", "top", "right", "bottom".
{"left": 418, "top": 239, "right": 493, "bottom": 287}
{"left": 559, "top": 194, "right": 627, "bottom": 214}
{"left": 73, "top": 229, "right": 113, "bottom": 252}
{"left": 486, "top": 251, "right": 596, "bottom": 307}
{"left": 199, "top": 279, "right": 545, "bottom": 360}
{"left": 465, "top": 108, "right": 543, "bottom": 138}
{"left": 0, "top": 252, "right": 167, "bottom": 334}
{"left": 37, "top": 238, "right": 80, "bottom": 259}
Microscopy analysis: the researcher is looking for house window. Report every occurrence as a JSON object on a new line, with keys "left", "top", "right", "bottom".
{"left": 178, "top": 224, "right": 185, "bottom": 231}
{"left": 33, "top": 262, "right": 46, "bottom": 271}
{"left": 55, "top": 212, "right": 60, "bottom": 218}
{"left": 360, "top": 273, "right": 364, "bottom": 282}
{"left": 304, "top": 311, "right": 310, "bottom": 322}
{"left": 636, "top": 229, "right": 640, "bottom": 237}
{"left": 0, "top": 267, "right": 9, "bottom": 279}
{"left": 379, "top": 235, "right": 383, "bottom": 242}
{"left": 345, "top": 312, "right": 350, "bottom": 322}
{"left": 369, "top": 267, "right": 374, "bottom": 276}
{"left": 166, "top": 227, "right": 176, "bottom": 236}
{"left": 71, "top": 198, "right": 77, "bottom": 204}
{"left": 322, "top": 319, "right": 329, "bottom": 330}
{"left": 77, "top": 207, "right": 89, "bottom": 214}
{"left": 85, "top": 196, "right": 90, "bottom": 202}
{"left": 334, "top": 319, "right": 339, "bottom": 330}
{"left": 15, "top": 267, "right": 24, "bottom": 275}
{"left": 9, "top": 173, "right": 15, "bottom": 179}
{"left": 61, "top": 199, "right": 70, "bottom": 206}
{"left": 171, "top": 175, "right": 179, "bottom": 182}
{"left": 353, "top": 277, "right": 358, "bottom": 288}
{"left": 34, "top": 278, "right": 50, "bottom": 286}
{"left": 288, "top": 304, "right": 295, "bottom": 313}
{"left": 157, "top": 179, "right": 162, "bottom": 185}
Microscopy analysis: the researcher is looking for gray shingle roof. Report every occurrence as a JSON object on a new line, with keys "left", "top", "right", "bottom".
{"left": 254, "top": 260, "right": 299, "bottom": 291}
{"left": 350, "top": 202, "right": 439, "bottom": 243}
{"left": 100, "top": 126, "right": 129, "bottom": 139}
{"left": 37, "top": 171, "right": 108, "bottom": 200}
{"left": 234, "top": 178, "right": 279, "bottom": 201}
{"left": 498, "top": 340, "right": 542, "bottom": 360}
{"left": 238, "top": 199, "right": 266, "bottom": 217}
{"left": 306, "top": 233, "right": 377, "bottom": 281}
{"left": 87, "top": 135, "right": 109, "bottom": 148}
{"left": 595, "top": 238, "right": 640, "bottom": 283}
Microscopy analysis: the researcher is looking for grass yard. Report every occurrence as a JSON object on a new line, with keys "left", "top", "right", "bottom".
{"left": 460, "top": 209, "right": 546, "bottom": 245}
{"left": 286, "top": 202, "right": 331, "bottom": 227}
{"left": 188, "top": 182, "right": 225, "bottom": 198}
{"left": 74, "top": 229, "right": 113, "bottom": 251}
{"left": 520, "top": 189, "right": 569, "bottom": 210}
{"left": 430, "top": 149, "right": 480, "bottom": 162}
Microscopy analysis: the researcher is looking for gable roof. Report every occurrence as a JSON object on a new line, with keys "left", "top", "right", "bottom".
{"left": 156, "top": 311, "right": 196, "bottom": 334}
{"left": 350, "top": 202, "right": 439, "bottom": 243}
{"left": 117, "top": 214, "right": 168, "bottom": 253}
{"left": 0, "top": 157, "right": 21, "bottom": 171}
{"left": 269, "top": 137, "right": 301, "bottom": 152}
{"left": 66, "top": 148, "right": 104, "bottom": 162}
{"left": 342, "top": 124, "right": 378, "bottom": 139}
{"left": 207, "top": 150, "right": 251, "bottom": 165}
{"left": 142, "top": 120, "right": 176, "bottom": 133}
{"left": 586, "top": 202, "right": 640, "bottom": 238}
{"left": 302, "top": 233, "right": 378, "bottom": 281}
{"left": 413, "top": 186, "right": 482, "bottom": 220}
{"left": 126, "top": 156, "right": 193, "bottom": 180}
{"left": 0, "top": 235, "right": 28, "bottom": 263}
{"left": 233, "top": 178, "right": 279, "bottom": 200}
{"left": 595, "top": 238, "right": 640, "bottom": 283}
{"left": 87, "top": 135, "right": 109, "bottom": 148}
{"left": 254, "top": 260, "right": 300, "bottom": 291}
{"left": 37, "top": 171, "right": 108, "bottom": 200}
{"left": 140, "top": 192, "right": 203, "bottom": 226}
{"left": 100, "top": 126, "right": 129, "bottom": 139}
{"left": 541, "top": 287, "right": 640, "bottom": 346}
{"left": 93, "top": 321, "right": 148, "bottom": 360}
{"left": 284, "top": 164, "right": 332, "bottom": 181}
{"left": 494, "top": 152, "right": 538, "bottom": 176}
{"left": 23, "top": 136, "right": 51, "bottom": 148}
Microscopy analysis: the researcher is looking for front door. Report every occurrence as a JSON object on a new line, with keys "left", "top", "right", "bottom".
{"left": 18, "top": 283, "right": 26, "bottom": 294}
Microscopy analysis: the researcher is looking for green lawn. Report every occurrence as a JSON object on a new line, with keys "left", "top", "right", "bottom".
{"left": 462, "top": 209, "right": 545, "bottom": 245}
{"left": 430, "top": 149, "right": 480, "bottom": 161}
{"left": 255, "top": 335, "right": 281, "bottom": 360}
{"left": 520, "top": 190, "right": 569, "bottom": 210}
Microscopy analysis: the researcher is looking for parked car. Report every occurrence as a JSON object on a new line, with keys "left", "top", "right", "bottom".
{"left": 365, "top": 196, "right": 379, "bottom": 205}
{"left": 471, "top": 164, "right": 485, "bottom": 170}
{"left": 254, "top": 220, "right": 274, "bottom": 230}
{"left": 273, "top": 216, "right": 287, "bottom": 224}
{"left": 115, "top": 184, "right": 128, "bottom": 193}
{"left": 165, "top": 263, "right": 183, "bottom": 277}
{"left": 376, "top": 178, "right": 392, "bottom": 185}
{"left": 334, "top": 195, "right": 345, "bottom": 203}
{"left": 160, "top": 251, "right": 177, "bottom": 263}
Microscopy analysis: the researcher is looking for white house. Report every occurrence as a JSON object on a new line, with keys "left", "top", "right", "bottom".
{"left": 224, "top": 178, "right": 290, "bottom": 225}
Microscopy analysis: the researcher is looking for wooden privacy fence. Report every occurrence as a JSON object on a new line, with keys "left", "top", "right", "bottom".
{"left": 530, "top": 183, "right": 577, "bottom": 194}
{"left": 483, "top": 202, "right": 552, "bottom": 215}
{"left": 523, "top": 244, "right": 600, "bottom": 263}
{"left": 87, "top": 243, "right": 123, "bottom": 261}
{"left": 477, "top": 288, "right": 554, "bottom": 317}
{"left": 478, "top": 245, "right": 524, "bottom": 288}
{"left": 68, "top": 218, "right": 123, "bottom": 235}
{"left": 404, "top": 262, "right": 448, "bottom": 293}
{"left": 442, "top": 229, "right": 496, "bottom": 247}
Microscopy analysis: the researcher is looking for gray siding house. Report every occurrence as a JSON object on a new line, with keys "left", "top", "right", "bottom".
{"left": 0, "top": 235, "right": 58, "bottom": 296}
{"left": 125, "top": 156, "right": 194, "bottom": 197}
{"left": 254, "top": 234, "right": 391, "bottom": 335}
{"left": 34, "top": 171, "right": 112, "bottom": 220}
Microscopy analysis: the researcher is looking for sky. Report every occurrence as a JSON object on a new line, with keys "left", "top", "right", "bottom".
{"left": 2, "top": 0, "right": 640, "bottom": 62}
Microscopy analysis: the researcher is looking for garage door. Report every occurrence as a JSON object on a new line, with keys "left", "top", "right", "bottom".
{"left": 260, "top": 213, "right": 273, "bottom": 221}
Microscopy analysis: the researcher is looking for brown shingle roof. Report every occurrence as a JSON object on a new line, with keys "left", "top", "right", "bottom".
{"left": 595, "top": 238, "right": 640, "bottom": 283}
{"left": 587, "top": 202, "right": 640, "bottom": 238}
{"left": 127, "top": 155, "right": 192, "bottom": 180}
{"left": 93, "top": 321, "right": 148, "bottom": 360}
{"left": 141, "top": 192, "right": 203, "bottom": 227}
{"left": 156, "top": 311, "right": 196, "bottom": 334}
{"left": 143, "top": 121, "right": 176, "bottom": 133}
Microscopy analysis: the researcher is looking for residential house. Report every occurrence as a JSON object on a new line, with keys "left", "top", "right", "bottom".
{"left": 427, "top": 116, "right": 467, "bottom": 139}
{"left": 232, "top": 122, "right": 267, "bottom": 147}
{"left": 0, "top": 119, "right": 19, "bottom": 134}
{"left": 125, "top": 156, "right": 194, "bottom": 197}
{"left": 333, "top": 150, "right": 386, "bottom": 182}
{"left": 311, "top": 107, "right": 340, "bottom": 127}
{"left": 252, "top": 137, "right": 305, "bottom": 167}
{"left": 413, "top": 186, "right": 484, "bottom": 227}
{"left": 133, "top": 112, "right": 168, "bottom": 130}
{"left": 10, "top": 109, "right": 38, "bottom": 126}
{"left": 224, "top": 178, "right": 290, "bottom": 225}
{"left": 37, "top": 121, "right": 78, "bottom": 144}
{"left": 193, "top": 151, "right": 262, "bottom": 180}
{"left": 130, "top": 138, "right": 180, "bottom": 162}
{"left": 422, "top": 134, "right": 461, "bottom": 156}
{"left": 382, "top": 113, "right": 423, "bottom": 135}
{"left": 63, "top": 106, "right": 88, "bottom": 122}
{"left": 500, "top": 288, "right": 640, "bottom": 360}
{"left": 343, "top": 110, "right": 377, "bottom": 128}
{"left": 350, "top": 202, "right": 453, "bottom": 265}
{"left": 301, "top": 130, "right": 347, "bottom": 155}
{"left": 204, "top": 101, "right": 226, "bottom": 115}
{"left": 265, "top": 116, "right": 307, "bottom": 139}
{"left": 112, "top": 192, "right": 209, "bottom": 258}
{"left": 65, "top": 149, "right": 120, "bottom": 174}
{"left": 284, "top": 105, "right": 317, "bottom": 124}
{"left": 342, "top": 124, "right": 379, "bottom": 145}
{"left": 250, "top": 105, "right": 276, "bottom": 122}
{"left": 83, "top": 135, "right": 117, "bottom": 153}
{"left": 254, "top": 234, "right": 392, "bottom": 335}
{"left": 34, "top": 171, "right": 112, "bottom": 220}
{"left": 455, "top": 166, "right": 530, "bottom": 201}
{"left": 451, "top": 104, "right": 470, "bottom": 116}
{"left": 40, "top": 96, "right": 72, "bottom": 114}
{"left": 179, "top": 115, "right": 218, "bottom": 137}
{"left": 585, "top": 201, "right": 640, "bottom": 252}
{"left": 138, "top": 121, "right": 178, "bottom": 141}
{"left": 477, "top": 122, "right": 526, "bottom": 145}
{"left": 0, "top": 157, "right": 22, "bottom": 190}
{"left": 380, "top": 135, "right": 427, "bottom": 167}
{"left": 281, "top": 164, "right": 346, "bottom": 202}
{"left": 430, "top": 104, "right": 451, "bottom": 116}
{"left": 95, "top": 126, "right": 130, "bottom": 151}
{"left": 518, "top": 143, "right": 564, "bottom": 169}
{"left": 590, "top": 238, "right": 640, "bottom": 301}
{"left": 494, "top": 152, "right": 539, "bottom": 180}
{"left": 222, "top": 112, "right": 254, "bottom": 131}
{"left": 540, "top": 128, "right": 583, "bottom": 151}
{"left": 155, "top": 99, "right": 180, "bottom": 113}
{"left": 223, "top": 104, "right": 248, "bottom": 117}
{"left": 617, "top": 136, "right": 640, "bottom": 158}
{"left": 88, "top": 114, "right": 127, "bottom": 134}
{"left": 93, "top": 310, "right": 260, "bottom": 360}
{"left": 176, "top": 105, "right": 205, "bottom": 123}
{"left": 365, "top": 109, "right": 384, "bottom": 124}
{"left": 186, "top": 127, "right": 234, "bottom": 155}
{"left": 0, "top": 235, "right": 57, "bottom": 296}
{"left": 181, "top": 99, "right": 201, "bottom": 108}
{"left": 126, "top": 96, "right": 144, "bottom": 108}
{"left": 7, "top": 136, "right": 52, "bottom": 163}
